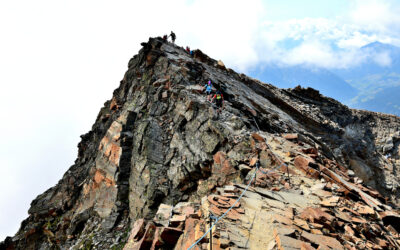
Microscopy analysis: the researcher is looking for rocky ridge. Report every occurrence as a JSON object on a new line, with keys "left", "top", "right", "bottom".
{"left": 2, "top": 37, "right": 400, "bottom": 249}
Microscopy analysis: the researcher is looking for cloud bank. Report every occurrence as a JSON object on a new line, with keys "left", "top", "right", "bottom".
{"left": 251, "top": 0, "right": 400, "bottom": 70}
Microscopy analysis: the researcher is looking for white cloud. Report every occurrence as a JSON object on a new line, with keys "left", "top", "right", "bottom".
{"left": 284, "top": 41, "right": 333, "bottom": 66}
{"left": 251, "top": 0, "right": 400, "bottom": 70}
{"left": 373, "top": 51, "right": 392, "bottom": 66}
{"left": 350, "top": 0, "right": 400, "bottom": 34}
{"left": 336, "top": 31, "right": 377, "bottom": 49}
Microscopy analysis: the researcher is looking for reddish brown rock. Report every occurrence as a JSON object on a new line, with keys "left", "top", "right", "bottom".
{"left": 247, "top": 107, "right": 257, "bottom": 116}
{"left": 181, "top": 206, "right": 195, "bottom": 217}
{"left": 94, "top": 170, "right": 105, "bottom": 184}
{"left": 283, "top": 207, "right": 294, "bottom": 220}
{"left": 251, "top": 133, "right": 265, "bottom": 142}
{"left": 274, "top": 229, "right": 315, "bottom": 250}
{"left": 320, "top": 166, "right": 385, "bottom": 212}
{"left": 294, "top": 218, "right": 310, "bottom": 231}
{"left": 299, "top": 207, "right": 334, "bottom": 223}
{"left": 340, "top": 207, "right": 361, "bottom": 217}
{"left": 344, "top": 225, "right": 355, "bottom": 236}
{"left": 129, "top": 219, "right": 146, "bottom": 241}
{"left": 294, "top": 156, "right": 319, "bottom": 178}
{"left": 310, "top": 229, "right": 323, "bottom": 235}
{"left": 207, "top": 196, "right": 221, "bottom": 207}
{"left": 309, "top": 223, "right": 323, "bottom": 229}
{"left": 124, "top": 222, "right": 156, "bottom": 250}
{"left": 376, "top": 238, "right": 389, "bottom": 248}
{"left": 320, "top": 196, "right": 340, "bottom": 207}
{"left": 159, "top": 227, "right": 183, "bottom": 246}
{"left": 109, "top": 97, "right": 119, "bottom": 111}
{"left": 272, "top": 214, "right": 294, "bottom": 226}
{"left": 334, "top": 210, "right": 352, "bottom": 223}
{"left": 226, "top": 208, "right": 241, "bottom": 221}
{"left": 301, "top": 231, "right": 343, "bottom": 250}
{"left": 209, "top": 205, "right": 222, "bottom": 216}
{"left": 174, "top": 218, "right": 202, "bottom": 250}
{"left": 302, "top": 147, "right": 318, "bottom": 155}
{"left": 235, "top": 207, "right": 245, "bottom": 214}
{"left": 212, "top": 152, "right": 237, "bottom": 186}
{"left": 351, "top": 217, "right": 367, "bottom": 224}
{"left": 213, "top": 151, "right": 225, "bottom": 165}
{"left": 169, "top": 215, "right": 186, "bottom": 227}
{"left": 283, "top": 133, "right": 298, "bottom": 140}
{"left": 250, "top": 157, "right": 258, "bottom": 166}
{"left": 356, "top": 204, "right": 374, "bottom": 215}
{"left": 139, "top": 223, "right": 157, "bottom": 249}
{"left": 150, "top": 227, "right": 162, "bottom": 250}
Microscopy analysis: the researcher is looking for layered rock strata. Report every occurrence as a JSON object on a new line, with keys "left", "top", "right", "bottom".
{"left": 2, "top": 37, "right": 400, "bottom": 249}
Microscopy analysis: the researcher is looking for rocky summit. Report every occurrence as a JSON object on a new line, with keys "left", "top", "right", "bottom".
{"left": 2, "top": 37, "right": 400, "bottom": 250}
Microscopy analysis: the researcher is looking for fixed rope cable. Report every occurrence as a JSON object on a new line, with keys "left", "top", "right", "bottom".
{"left": 187, "top": 163, "right": 259, "bottom": 250}
{"left": 187, "top": 160, "right": 289, "bottom": 250}
{"left": 187, "top": 103, "right": 289, "bottom": 249}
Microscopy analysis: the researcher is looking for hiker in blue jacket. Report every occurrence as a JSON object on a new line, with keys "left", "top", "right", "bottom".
{"left": 204, "top": 80, "right": 213, "bottom": 101}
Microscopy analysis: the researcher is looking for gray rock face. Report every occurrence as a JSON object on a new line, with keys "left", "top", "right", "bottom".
{"left": 2, "top": 37, "right": 400, "bottom": 249}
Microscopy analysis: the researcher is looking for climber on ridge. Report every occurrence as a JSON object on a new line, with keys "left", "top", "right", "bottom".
{"left": 204, "top": 80, "right": 213, "bottom": 101}
{"left": 162, "top": 34, "right": 168, "bottom": 41}
{"left": 170, "top": 31, "right": 176, "bottom": 44}
{"left": 211, "top": 90, "right": 224, "bottom": 114}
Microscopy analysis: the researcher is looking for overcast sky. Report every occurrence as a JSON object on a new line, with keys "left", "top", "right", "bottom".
{"left": 1, "top": 0, "right": 400, "bottom": 241}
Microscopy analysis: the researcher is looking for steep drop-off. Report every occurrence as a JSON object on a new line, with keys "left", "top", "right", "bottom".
{"left": 2, "top": 37, "right": 400, "bottom": 249}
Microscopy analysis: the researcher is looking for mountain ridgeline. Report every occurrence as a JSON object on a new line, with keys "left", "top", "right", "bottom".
{"left": 251, "top": 42, "right": 400, "bottom": 116}
{"left": 2, "top": 37, "right": 400, "bottom": 249}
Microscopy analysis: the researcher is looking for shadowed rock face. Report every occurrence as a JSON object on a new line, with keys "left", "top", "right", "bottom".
{"left": 2, "top": 37, "right": 400, "bottom": 249}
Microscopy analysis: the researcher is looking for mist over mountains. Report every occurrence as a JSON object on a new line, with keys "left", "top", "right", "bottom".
{"left": 250, "top": 42, "right": 400, "bottom": 116}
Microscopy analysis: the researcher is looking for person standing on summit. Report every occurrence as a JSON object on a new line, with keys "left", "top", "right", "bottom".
{"left": 170, "top": 31, "right": 176, "bottom": 44}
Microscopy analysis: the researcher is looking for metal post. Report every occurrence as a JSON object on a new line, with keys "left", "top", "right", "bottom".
{"left": 287, "top": 163, "right": 291, "bottom": 186}
{"left": 255, "top": 162, "right": 258, "bottom": 186}
{"left": 209, "top": 215, "right": 213, "bottom": 250}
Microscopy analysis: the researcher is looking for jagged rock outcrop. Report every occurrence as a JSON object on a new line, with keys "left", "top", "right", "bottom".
{"left": 2, "top": 37, "right": 400, "bottom": 249}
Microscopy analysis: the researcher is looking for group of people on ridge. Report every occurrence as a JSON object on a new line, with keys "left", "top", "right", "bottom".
{"left": 163, "top": 31, "right": 176, "bottom": 44}
{"left": 162, "top": 32, "right": 223, "bottom": 114}
{"left": 162, "top": 31, "right": 194, "bottom": 56}
{"left": 204, "top": 80, "right": 224, "bottom": 114}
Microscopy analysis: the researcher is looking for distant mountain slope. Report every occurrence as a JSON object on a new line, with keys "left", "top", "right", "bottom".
{"left": 335, "top": 42, "right": 400, "bottom": 116}
{"left": 334, "top": 42, "right": 400, "bottom": 91}
{"left": 353, "top": 85, "right": 400, "bottom": 116}
{"left": 250, "top": 42, "right": 400, "bottom": 117}
{"left": 249, "top": 65, "right": 358, "bottom": 103}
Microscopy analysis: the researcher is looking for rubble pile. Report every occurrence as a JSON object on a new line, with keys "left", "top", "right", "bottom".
{"left": 122, "top": 132, "right": 400, "bottom": 249}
